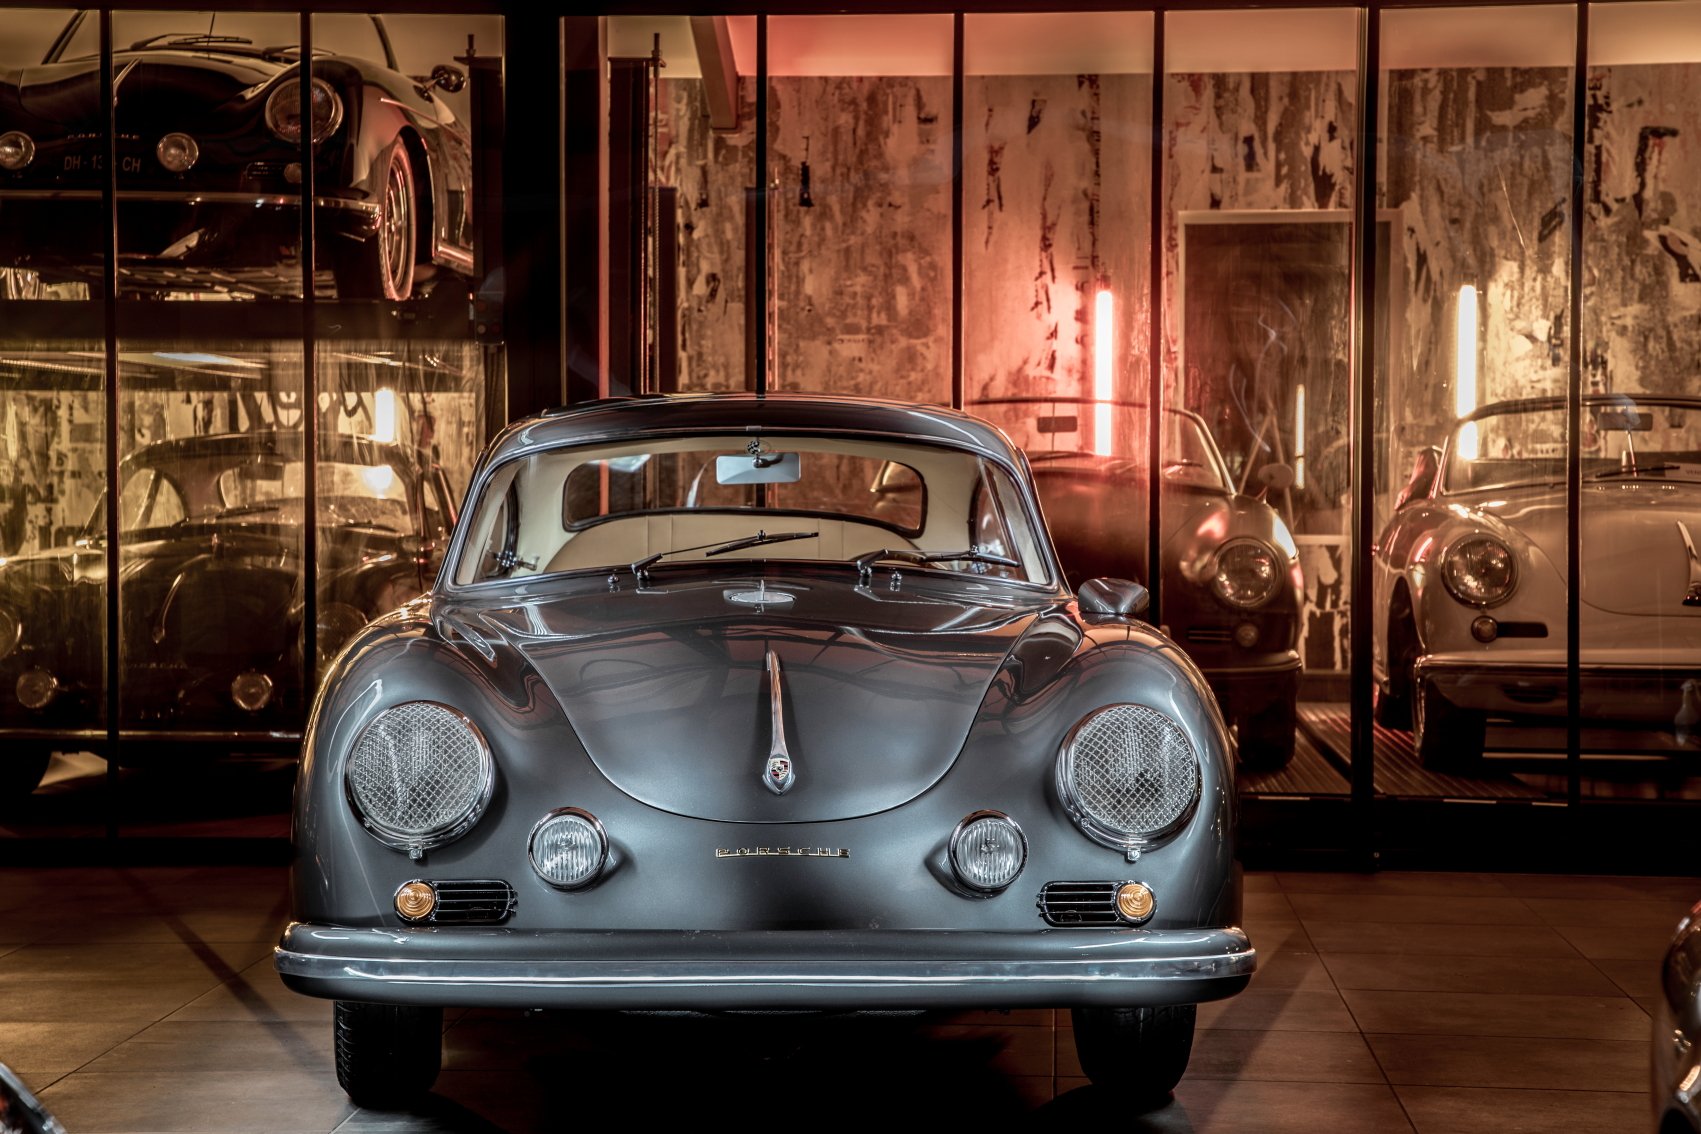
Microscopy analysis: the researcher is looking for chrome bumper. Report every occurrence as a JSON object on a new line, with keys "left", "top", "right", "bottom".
{"left": 1417, "top": 656, "right": 1698, "bottom": 725}
{"left": 0, "top": 188, "right": 376, "bottom": 212}
{"left": 275, "top": 923, "right": 1256, "bottom": 1011}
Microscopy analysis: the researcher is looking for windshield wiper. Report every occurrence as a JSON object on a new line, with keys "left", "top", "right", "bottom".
{"left": 853, "top": 548, "right": 1019, "bottom": 584}
{"left": 1593, "top": 463, "right": 1681, "bottom": 479}
{"left": 129, "top": 33, "right": 254, "bottom": 49}
{"left": 631, "top": 529, "right": 819, "bottom": 584}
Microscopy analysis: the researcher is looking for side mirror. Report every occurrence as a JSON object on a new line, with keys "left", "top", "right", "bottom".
{"left": 1256, "top": 463, "right": 1296, "bottom": 491}
{"left": 1078, "top": 577, "right": 1150, "bottom": 620}
{"left": 1395, "top": 446, "right": 1443, "bottom": 510}
{"left": 429, "top": 64, "right": 466, "bottom": 93}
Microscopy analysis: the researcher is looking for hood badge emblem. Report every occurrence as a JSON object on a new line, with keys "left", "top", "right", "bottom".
{"left": 763, "top": 649, "right": 796, "bottom": 795}
{"left": 1679, "top": 522, "right": 1701, "bottom": 608}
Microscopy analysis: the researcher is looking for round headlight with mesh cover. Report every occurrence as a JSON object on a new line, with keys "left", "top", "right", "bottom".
{"left": 1056, "top": 704, "right": 1200, "bottom": 851}
{"left": 345, "top": 701, "right": 494, "bottom": 855}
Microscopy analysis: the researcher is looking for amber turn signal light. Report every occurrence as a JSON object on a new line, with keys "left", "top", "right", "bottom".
{"left": 395, "top": 880, "right": 436, "bottom": 921}
{"left": 1116, "top": 882, "right": 1155, "bottom": 923}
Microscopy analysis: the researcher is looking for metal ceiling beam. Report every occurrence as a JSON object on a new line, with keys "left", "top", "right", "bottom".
{"left": 690, "top": 16, "right": 740, "bottom": 130}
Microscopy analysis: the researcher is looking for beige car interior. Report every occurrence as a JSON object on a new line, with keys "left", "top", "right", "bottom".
{"left": 456, "top": 434, "right": 1029, "bottom": 585}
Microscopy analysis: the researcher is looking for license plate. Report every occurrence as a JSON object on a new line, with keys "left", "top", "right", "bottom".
{"left": 62, "top": 153, "right": 144, "bottom": 173}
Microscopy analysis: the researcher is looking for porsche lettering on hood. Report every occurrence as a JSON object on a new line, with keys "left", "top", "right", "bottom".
{"left": 478, "top": 577, "right": 1042, "bottom": 824}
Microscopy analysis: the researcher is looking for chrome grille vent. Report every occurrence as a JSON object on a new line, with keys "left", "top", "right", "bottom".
{"left": 1037, "top": 881, "right": 1121, "bottom": 927}
{"left": 345, "top": 701, "right": 492, "bottom": 850}
{"left": 1058, "top": 704, "right": 1200, "bottom": 847}
{"left": 428, "top": 879, "right": 516, "bottom": 925}
{"left": 1186, "top": 626, "right": 1234, "bottom": 645}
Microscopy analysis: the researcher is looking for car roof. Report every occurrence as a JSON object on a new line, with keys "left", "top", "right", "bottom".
{"left": 1465, "top": 392, "right": 1701, "bottom": 422}
{"left": 491, "top": 393, "right": 1026, "bottom": 467}
{"left": 126, "top": 430, "right": 412, "bottom": 468}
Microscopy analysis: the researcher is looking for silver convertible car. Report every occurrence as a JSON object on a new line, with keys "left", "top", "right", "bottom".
{"left": 275, "top": 393, "right": 1254, "bottom": 1108}
{"left": 1373, "top": 392, "right": 1701, "bottom": 768}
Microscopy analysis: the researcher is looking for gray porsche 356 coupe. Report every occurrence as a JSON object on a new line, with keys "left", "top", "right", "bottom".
{"left": 276, "top": 394, "right": 1254, "bottom": 1108}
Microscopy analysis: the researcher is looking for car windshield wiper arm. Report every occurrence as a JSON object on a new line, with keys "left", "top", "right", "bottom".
{"left": 129, "top": 33, "right": 254, "bottom": 49}
{"left": 631, "top": 530, "right": 819, "bottom": 583}
{"left": 853, "top": 548, "right": 1019, "bottom": 584}
{"left": 1592, "top": 463, "right": 1680, "bottom": 479}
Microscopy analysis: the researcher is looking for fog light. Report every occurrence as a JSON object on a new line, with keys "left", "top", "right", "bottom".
{"left": 156, "top": 132, "right": 198, "bottom": 173}
{"left": 529, "top": 808, "right": 609, "bottom": 890}
{"left": 15, "top": 668, "right": 56, "bottom": 710}
{"left": 283, "top": 162, "right": 302, "bottom": 185}
{"left": 1116, "top": 881, "right": 1156, "bottom": 923}
{"left": 948, "top": 810, "right": 1027, "bottom": 894}
{"left": 394, "top": 880, "right": 436, "bottom": 921}
{"left": 230, "top": 671, "right": 273, "bottom": 712}
{"left": 1233, "top": 622, "right": 1260, "bottom": 649}
{"left": 0, "top": 132, "right": 34, "bottom": 171}
{"left": 1471, "top": 615, "right": 1498, "bottom": 643}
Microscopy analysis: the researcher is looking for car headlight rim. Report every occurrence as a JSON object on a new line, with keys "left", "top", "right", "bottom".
{"left": 527, "top": 807, "right": 610, "bottom": 891}
{"left": 0, "top": 131, "right": 34, "bottom": 171}
{"left": 0, "top": 603, "right": 20, "bottom": 661}
{"left": 1209, "top": 537, "right": 1283, "bottom": 610}
{"left": 1056, "top": 703, "right": 1202, "bottom": 852}
{"left": 343, "top": 700, "right": 495, "bottom": 855}
{"left": 947, "top": 809, "right": 1028, "bottom": 895}
{"left": 264, "top": 77, "right": 345, "bottom": 145}
{"left": 1440, "top": 534, "right": 1518, "bottom": 608}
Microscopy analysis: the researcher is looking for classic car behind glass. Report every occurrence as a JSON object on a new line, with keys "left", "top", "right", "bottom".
{"left": 0, "top": 11, "right": 474, "bottom": 299}
{"left": 276, "top": 393, "right": 1255, "bottom": 1109}
{"left": 0, "top": 429, "right": 456, "bottom": 800}
{"left": 970, "top": 397, "right": 1303, "bottom": 769}
{"left": 1374, "top": 393, "right": 1701, "bottom": 768}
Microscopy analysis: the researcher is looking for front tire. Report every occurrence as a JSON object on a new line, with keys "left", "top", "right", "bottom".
{"left": 1414, "top": 682, "right": 1485, "bottom": 771}
{"left": 330, "top": 142, "right": 417, "bottom": 301}
{"left": 1071, "top": 1004, "right": 1195, "bottom": 1109}
{"left": 0, "top": 748, "right": 51, "bottom": 810}
{"left": 1375, "top": 607, "right": 1419, "bottom": 730}
{"left": 1237, "top": 697, "right": 1296, "bottom": 771}
{"left": 333, "top": 1000, "right": 441, "bottom": 1108}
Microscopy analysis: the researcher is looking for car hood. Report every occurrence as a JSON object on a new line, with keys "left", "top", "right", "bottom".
{"left": 465, "top": 572, "right": 1056, "bottom": 823}
{"left": 9, "top": 50, "right": 282, "bottom": 129}
{"left": 1459, "top": 482, "right": 1701, "bottom": 618}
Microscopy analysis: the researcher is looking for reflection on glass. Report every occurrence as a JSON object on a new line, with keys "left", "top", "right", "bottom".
{"left": 114, "top": 344, "right": 305, "bottom": 741}
{"left": 1166, "top": 10, "right": 1354, "bottom": 784}
{"left": 767, "top": 14, "right": 953, "bottom": 403}
{"left": 1582, "top": 0, "right": 1701, "bottom": 799}
{"left": 0, "top": 346, "right": 106, "bottom": 807}
{"left": 0, "top": 10, "right": 108, "bottom": 300}
{"left": 312, "top": 341, "right": 486, "bottom": 668}
{"left": 615, "top": 16, "right": 754, "bottom": 392}
{"left": 1373, "top": 5, "right": 1575, "bottom": 798}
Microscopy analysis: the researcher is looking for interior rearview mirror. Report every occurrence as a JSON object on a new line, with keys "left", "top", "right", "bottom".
{"left": 1595, "top": 407, "right": 1652, "bottom": 432}
{"left": 716, "top": 452, "right": 801, "bottom": 486}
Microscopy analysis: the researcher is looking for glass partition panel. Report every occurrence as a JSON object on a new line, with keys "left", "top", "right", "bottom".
{"left": 1166, "top": 9, "right": 1357, "bottom": 793}
{"left": 114, "top": 342, "right": 303, "bottom": 837}
{"left": 0, "top": 344, "right": 106, "bottom": 831}
{"left": 766, "top": 14, "right": 953, "bottom": 403}
{"left": 311, "top": 340, "right": 488, "bottom": 670}
{"left": 0, "top": 9, "right": 104, "bottom": 300}
{"left": 1580, "top": 1, "right": 1701, "bottom": 802}
{"left": 1376, "top": 5, "right": 1576, "bottom": 800}
{"left": 961, "top": 12, "right": 1155, "bottom": 612}
{"left": 311, "top": 12, "right": 492, "bottom": 304}
{"left": 104, "top": 10, "right": 304, "bottom": 300}
{"left": 610, "top": 15, "right": 754, "bottom": 392}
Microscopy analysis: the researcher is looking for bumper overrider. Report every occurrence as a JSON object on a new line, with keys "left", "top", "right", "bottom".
{"left": 275, "top": 923, "right": 1256, "bottom": 1012}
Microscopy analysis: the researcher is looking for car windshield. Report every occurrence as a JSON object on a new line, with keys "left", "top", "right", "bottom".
{"left": 1442, "top": 398, "right": 1701, "bottom": 493}
{"left": 453, "top": 432, "right": 1053, "bottom": 587}
{"left": 57, "top": 12, "right": 387, "bottom": 63}
{"left": 968, "top": 399, "right": 1231, "bottom": 491}
{"left": 109, "top": 451, "right": 413, "bottom": 534}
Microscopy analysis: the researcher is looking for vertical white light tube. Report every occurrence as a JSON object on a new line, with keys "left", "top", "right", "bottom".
{"left": 373, "top": 386, "right": 398, "bottom": 444}
{"left": 1294, "top": 382, "right": 1307, "bottom": 490}
{"left": 1093, "top": 287, "right": 1114, "bottom": 457}
{"left": 1455, "top": 284, "right": 1479, "bottom": 460}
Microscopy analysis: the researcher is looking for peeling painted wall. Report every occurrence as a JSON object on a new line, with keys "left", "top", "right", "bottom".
{"left": 1584, "top": 63, "right": 1701, "bottom": 399}
{"left": 963, "top": 73, "right": 1152, "bottom": 406}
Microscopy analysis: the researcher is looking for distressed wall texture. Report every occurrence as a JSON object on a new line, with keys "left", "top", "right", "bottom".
{"left": 962, "top": 74, "right": 1152, "bottom": 407}
{"left": 1585, "top": 63, "right": 1701, "bottom": 399}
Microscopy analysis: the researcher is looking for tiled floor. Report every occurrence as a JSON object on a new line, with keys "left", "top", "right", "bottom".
{"left": 0, "top": 866, "right": 1688, "bottom": 1132}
